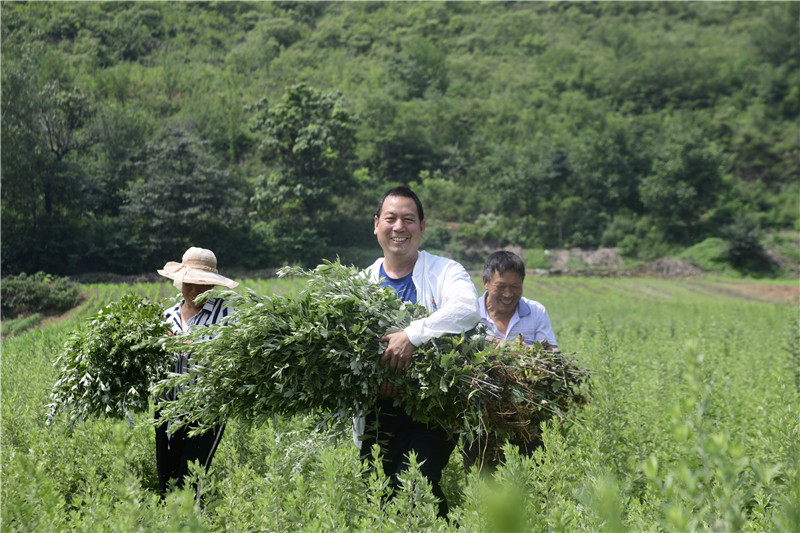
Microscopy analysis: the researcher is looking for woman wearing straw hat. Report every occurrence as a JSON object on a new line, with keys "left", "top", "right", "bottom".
{"left": 155, "top": 246, "right": 239, "bottom": 498}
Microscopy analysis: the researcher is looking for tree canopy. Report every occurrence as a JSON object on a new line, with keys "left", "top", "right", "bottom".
{"left": 2, "top": 1, "right": 797, "bottom": 275}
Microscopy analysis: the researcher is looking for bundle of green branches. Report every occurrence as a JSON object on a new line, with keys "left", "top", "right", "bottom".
{"left": 47, "top": 292, "right": 174, "bottom": 426}
{"left": 152, "top": 261, "right": 423, "bottom": 434}
{"left": 402, "top": 334, "right": 588, "bottom": 455}
{"left": 154, "top": 261, "right": 588, "bottom": 450}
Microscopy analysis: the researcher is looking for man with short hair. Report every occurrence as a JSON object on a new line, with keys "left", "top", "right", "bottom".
{"left": 479, "top": 250, "right": 557, "bottom": 349}
{"left": 466, "top": 250, "right": 558, "bottom": 467}
{"left": 356, "top": 185, "right": 480, "bottom": 518}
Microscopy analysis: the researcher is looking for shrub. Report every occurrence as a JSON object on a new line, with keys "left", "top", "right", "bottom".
{"left": 0, "top": 313, "right": 43, "bottom": 337}
{"left": 47, "top": 292, "right": 173, "bottom": 426}
{"left": 723, "top": 218, "right": 777, "bottom": 275}
{"left": 600, "top": 214, "right": 637, "bottom": 248}
{"left": 422, "top": 223, "right": 452, "bottom": 250}
{"left": 1, "top": 272, "right": 81, "bottom": 319}
{"left": 678, "top": 238, "right": 729, "bottom": 272}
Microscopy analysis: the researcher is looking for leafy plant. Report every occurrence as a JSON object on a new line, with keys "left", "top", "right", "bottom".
{"left": 47, "top": 292, "right": 173, "bottom": 426}
{"left": 4, "top": 274, "right": 798, "bottom": 531}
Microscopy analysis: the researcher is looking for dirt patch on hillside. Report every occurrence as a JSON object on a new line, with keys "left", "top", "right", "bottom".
{"left": 37, "top": 302, "right": 86, "bottom": 329}
{"left": 543, "top": 249, "right": 705, "bottom": 280}
{"left": 548, "top": 248, "right": 624, "bottom": 270}
{"left": 728, "top": 283, "right": 800, "bottom": 305}
{"left": 633, "top": 258, "right": 705, "bottom": 280}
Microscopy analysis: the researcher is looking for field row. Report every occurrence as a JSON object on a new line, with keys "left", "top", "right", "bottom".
{"left": 2, "top": 275, "right": 798, "bottom": 531}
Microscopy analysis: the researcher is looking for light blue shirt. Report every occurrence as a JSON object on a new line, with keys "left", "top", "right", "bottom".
{"left": 478, "top": 292, "right": 557, "bottom": 346}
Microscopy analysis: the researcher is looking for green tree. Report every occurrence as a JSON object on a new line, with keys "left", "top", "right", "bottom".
{"left": 250, "top": 83, "right": 356, "bottom": 222}
{"left": 1, "top": 37, "right": 98, "bottom": 274}
{"left": 639, "top": 125, "right": 727, "bottom": 243}
{"left": 387, "top": 35, "right": 449, "bottom": 99}
{"left": 249, "top": 83, "right": 357, "bottom": 265}
{"left": 121, "top": 126, "right": 246, "bottom": 270}
{"left": 37, "top": 81, "right": 98, "bottom": 215}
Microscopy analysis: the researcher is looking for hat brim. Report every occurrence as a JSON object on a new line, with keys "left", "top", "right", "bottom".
{"left": 157, "top": 268, "right": 239, "bottom": 288}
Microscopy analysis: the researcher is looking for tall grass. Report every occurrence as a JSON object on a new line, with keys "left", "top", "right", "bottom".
{"left": 2, "top": 277, "right": 797, "bottom": 531}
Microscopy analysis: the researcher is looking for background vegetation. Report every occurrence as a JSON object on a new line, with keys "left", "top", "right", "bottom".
{"left": 3, "top": 276, "right": 798, "bottom": 531}
{"left": 0, "top": 272, "right": 82, "bottom": 336}
{"left": 2, "top": 1, "right": 798, "bottom": 276}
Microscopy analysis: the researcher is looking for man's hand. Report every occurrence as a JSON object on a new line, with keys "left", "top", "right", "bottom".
{"left": 378, "top": 381, "right": 400, "bottom": 400}
{"left": 378, "top": 330, "right": 416, "bottom": 374}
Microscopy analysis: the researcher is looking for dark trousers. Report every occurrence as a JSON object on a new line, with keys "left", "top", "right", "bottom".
{"left": 154, "top": 409, "right": 225, "bottom": 497}
{"left": 360, "top": 400, "right": 456, "bottom": 518}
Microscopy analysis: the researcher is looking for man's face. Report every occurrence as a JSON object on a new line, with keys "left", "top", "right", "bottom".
{"left": 374, "top": 195, "right": 426, "bottom": 260}
{"left": 483, "top": 269, "right": 524, "bottom": 316}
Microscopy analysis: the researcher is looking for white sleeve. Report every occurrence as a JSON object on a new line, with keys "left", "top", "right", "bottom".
{"left": 405, "top": 261, "right": 480, "bottom": 346}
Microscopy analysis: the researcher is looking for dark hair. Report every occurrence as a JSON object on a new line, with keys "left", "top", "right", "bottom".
{"left": 375, "top": 186, "right": 425, "bottom": 221}
{"left": 483, "top": 251, "right": 526, "bottom": 281}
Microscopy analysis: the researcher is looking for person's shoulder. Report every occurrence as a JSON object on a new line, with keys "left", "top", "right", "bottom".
{"left": 520, "top": 295, "right": 548, "bottom": 313}
{"left": 364, "top": 257, "right": 384, "bottom": 277}
{"left": 164, "top": 300, "right": 181, "bottom": 318}
{"left": 419, "top": 250, "right": 465, "bottom": 270}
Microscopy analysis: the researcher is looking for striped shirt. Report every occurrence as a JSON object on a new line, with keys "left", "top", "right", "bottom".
{"left": 163, "top": 296, "right": 232, "bottom": 401}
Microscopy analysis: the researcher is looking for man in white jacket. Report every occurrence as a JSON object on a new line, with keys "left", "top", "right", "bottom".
{"left": 357, "top": 186, "right": 480, "bottom": 518}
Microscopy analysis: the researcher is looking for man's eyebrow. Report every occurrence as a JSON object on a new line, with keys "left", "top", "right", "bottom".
{"left": 382, "top": 210, "right": 417, "bottom": 219}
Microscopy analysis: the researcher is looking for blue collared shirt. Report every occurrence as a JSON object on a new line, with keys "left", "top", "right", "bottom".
{"left": 478, "top": 292, "right": 557, "bottom": 346}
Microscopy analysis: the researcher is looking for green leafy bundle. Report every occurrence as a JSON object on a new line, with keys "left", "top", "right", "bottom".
{"left": 153, "top": 261, "right": 424, "bottom": 434}
{"left": 47, "top": 292, "right": 174, "bottom": 426}
{"left": 155, "top": 261, "right": 588, "bottom": 447}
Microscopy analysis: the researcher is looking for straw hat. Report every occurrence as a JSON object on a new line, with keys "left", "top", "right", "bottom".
{"left": 158, "top": 247, "right": 239, "bottom": 290}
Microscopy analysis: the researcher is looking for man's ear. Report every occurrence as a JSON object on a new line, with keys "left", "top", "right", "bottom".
{"left": 373, "top": 216, "right": 379, "bottom": 235}
{"left": 420, "top": 219, "right": 427, "bottom": 234}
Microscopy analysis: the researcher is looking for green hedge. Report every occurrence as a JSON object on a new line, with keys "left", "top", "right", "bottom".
{"left": 1, "top": 272, "right": 81, "bottom": 319}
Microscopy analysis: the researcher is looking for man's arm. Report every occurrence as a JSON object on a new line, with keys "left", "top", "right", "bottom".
{"left": 376, "top": 257, "right": 480, "bottom": 387}
{"left": 404, "top": 260, "right": 480, "bottom": 347}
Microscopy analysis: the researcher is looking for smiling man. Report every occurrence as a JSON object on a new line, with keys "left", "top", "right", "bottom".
{"left": 356, "top": 185, "right": 480, "bottom": 519}
{"left": 479, "top": 250, "right": 557, "bottom": 348}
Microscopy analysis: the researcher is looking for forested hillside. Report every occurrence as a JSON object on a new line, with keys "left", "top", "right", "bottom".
{"left": 2, "top": 1, "right": 797, "bottom": 275}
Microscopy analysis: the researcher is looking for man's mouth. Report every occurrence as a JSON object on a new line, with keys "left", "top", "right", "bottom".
{"left": 391, "top": 236, "right": 408, "bottom": 243}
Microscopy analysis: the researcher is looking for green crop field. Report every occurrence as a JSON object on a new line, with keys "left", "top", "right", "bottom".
{"left": 2, "top": 276, "right": 798, "bottom": 532}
